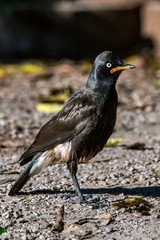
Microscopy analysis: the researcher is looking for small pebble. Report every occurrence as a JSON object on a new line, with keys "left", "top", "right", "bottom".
{"left": 106, "top": 226, "right": 114, "bottom": 234}
{"left": 17, "top": 218, "right": 27, "bottom": 223}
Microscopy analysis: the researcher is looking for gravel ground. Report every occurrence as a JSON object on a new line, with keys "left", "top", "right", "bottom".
{"left": 0, "top": 58, "right": 160, "bottom": 239}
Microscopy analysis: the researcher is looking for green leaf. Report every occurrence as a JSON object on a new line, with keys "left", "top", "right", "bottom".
{"left": 155, "top": 80, "right": 160, "bottom": 89}
{"left": 105, "top": 137, "right": 123, "bottom": 147}
{"left": 154, "top": 170, "right": 160, "bottom": 178}
{"left": 0, "top": 227, "right": 6, "bottom": 235}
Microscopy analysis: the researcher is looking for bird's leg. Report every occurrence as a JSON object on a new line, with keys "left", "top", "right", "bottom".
{"left": 67, "top": 160, "right": 84, "bottom": 203}
{"left": 70, "top": 171, "right": 84, "bottom": 202}
{"left": 64, "top": 156, "right": 108, "bottom": 207}
{"left": 65, "top": 160, "right": 109, "bottom": 207}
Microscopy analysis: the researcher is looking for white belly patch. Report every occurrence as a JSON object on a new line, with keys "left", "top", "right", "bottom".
{"left": 29, "top": 142, "right": 72, "bottom": 176}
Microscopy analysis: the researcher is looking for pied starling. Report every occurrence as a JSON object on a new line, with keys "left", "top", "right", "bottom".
{"left": 9, "top": 51, "right": 135, "bottom": 203}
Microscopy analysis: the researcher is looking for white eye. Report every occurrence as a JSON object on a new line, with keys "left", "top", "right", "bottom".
{"left": 106, "top": 62, "right": 112, "bottom": 68}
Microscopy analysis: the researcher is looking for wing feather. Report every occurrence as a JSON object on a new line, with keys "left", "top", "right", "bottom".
{"left": 19, "top": 92, "right": 96, "bottom": 165}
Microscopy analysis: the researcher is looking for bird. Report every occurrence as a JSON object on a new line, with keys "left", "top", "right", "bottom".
{"left": 8, "top": 51, "right": 135, "bottom": 203}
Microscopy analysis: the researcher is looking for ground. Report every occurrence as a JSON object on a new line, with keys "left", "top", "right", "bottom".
{"left": 0, "top": 56, "right": 160, "bottom": 239}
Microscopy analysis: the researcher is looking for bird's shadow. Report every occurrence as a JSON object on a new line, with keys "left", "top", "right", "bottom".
{"left": 19, "top": 186, "right": 160, "bottom": 198}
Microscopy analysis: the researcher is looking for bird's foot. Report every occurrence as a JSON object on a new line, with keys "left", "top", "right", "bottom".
{"left": 58, "top": 193, "right": 92, "bottom": 203}
{"left": 82, "top": 200, "right": 109, "bottom": 207}
{"left": 58, "top": 193, "right": 77, "bottom": 200}
{"left": 59, "top": 194, "right": 109, "bottom": 207}
{"left": 81, "top": 195, "right": 109, "bottom": 207}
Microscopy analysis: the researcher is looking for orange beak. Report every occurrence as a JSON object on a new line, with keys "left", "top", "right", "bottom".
{"left": 110, "top": 64, "right": 136, "bottom": 74}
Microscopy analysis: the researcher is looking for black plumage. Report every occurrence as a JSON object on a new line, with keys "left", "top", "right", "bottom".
{"left": 9, "top": 51, "right": 135, "bottom": 202}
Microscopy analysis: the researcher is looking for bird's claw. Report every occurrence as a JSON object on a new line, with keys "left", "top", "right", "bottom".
{"left": 59, "top": 193, "right": 109, "bottom": 207}
{"left": 82, "top": 201, "right": 109, "bottom": 207}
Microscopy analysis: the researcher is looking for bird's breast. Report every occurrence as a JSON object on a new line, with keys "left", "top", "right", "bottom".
{"left": 75, "top": 99, "right": 118, "bottom": 163}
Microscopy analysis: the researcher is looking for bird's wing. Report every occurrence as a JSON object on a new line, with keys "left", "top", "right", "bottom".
{"left": 19, "top": 92, "right": 96, "bottom": 165}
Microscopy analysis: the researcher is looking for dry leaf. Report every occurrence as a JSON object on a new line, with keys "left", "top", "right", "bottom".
{"left": 63, "top": 214, "right": 113, "bottom": 237}
{"left": 136, "top": 202, "right": 152, "bottom": 215}
{"left": 0, "top": 140, "right": 20, "bottom": 148}
{"left": 112, "top": 197, "right": 150, "bottom": 208}
{"left": 52, "top": 205, "right": 64, "bottom": 232}
{"left": 62, "top": 223, "right": 92, "bottom": 237}
{"left": 95, "top": 213, "right": 113, "bottom": 226}
{"left": 126, "top": 142, "right": 145, "bottom": 149}
{"left": 155, "top": 69, "right": 160, "bottom": 78}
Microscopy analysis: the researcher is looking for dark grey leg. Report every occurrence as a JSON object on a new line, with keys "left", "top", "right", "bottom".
{"left": 66, "top": 160, "right": 109, "bottom": 207}
{"left": 70, "top": 171, "right": 84, "bottom": 202}
{"left": 67, "top": 160, "right": 84, "bottom": 202}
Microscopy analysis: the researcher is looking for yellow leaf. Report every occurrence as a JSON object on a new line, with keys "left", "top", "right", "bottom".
{"left": 5, "top": 65, "right": 17, "bottom": 74}
{"left": 0, "top": 63, "right": 45, "bottom": 79}
{"left": 39, "top": 88, "right": 70, "bottom": 103}
{"left": 0, "top": 68, "right": 5, "bottom": 79}
{"left": 105, "top": 137, "right": 124, "bottom": 147}
{"left": 18, "top": 63, "right": 45, "bottom": 74}
{"left": 81, "top": 61, "right": 92, "bottom": 73}
{"left": 36, "top": 103, "right": 63, "bottom": 113}
{"left": 0, "top": 65, "right": 19, "bottom": 80}
{"left": 112, "top": 197, "right": 150, "bottom": 208}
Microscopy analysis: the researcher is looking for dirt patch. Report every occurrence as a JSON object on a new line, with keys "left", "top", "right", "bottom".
{"left": 0, "top": 58, "right": 160, "bottom": 239}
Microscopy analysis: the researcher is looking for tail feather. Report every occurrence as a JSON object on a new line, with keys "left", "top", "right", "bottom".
{"left": 8, "top": 160, "right": 34, "bottom": 196}
{"left": 9, "top": 150, "right": 55, "bottom": 196}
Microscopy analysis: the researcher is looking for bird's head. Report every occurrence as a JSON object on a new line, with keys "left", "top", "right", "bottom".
{"left": 94, "top": 51, "right": 135, "bottom": 83}
{"left": 84, "top": 51, "right": 136, "bottom": 102}
{"left": 86, "top": 51, "right": 135, "bottom": 91}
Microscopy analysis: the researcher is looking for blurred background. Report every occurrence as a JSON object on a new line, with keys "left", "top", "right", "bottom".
{"left": 0, "top": 0, "right": 160, "bottom": 61}
{"left": 0, "top": 0, "right": 160, "bottom": 121}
